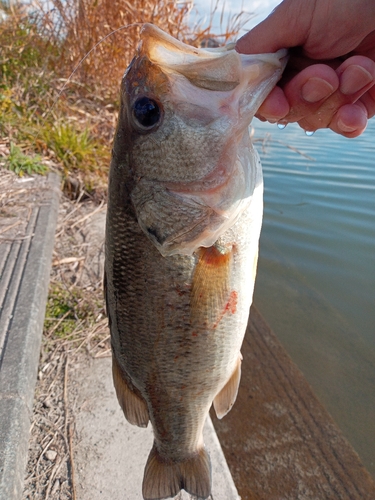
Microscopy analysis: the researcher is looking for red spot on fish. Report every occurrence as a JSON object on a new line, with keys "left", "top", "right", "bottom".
{"left": 224, "top": 290, "right": 238, "bottom": 314}
{"left": 192, "top": 332, "right": 198, "bottom": 337}
{"left": 213, "top": 290, "right": 238, "bottom": 328}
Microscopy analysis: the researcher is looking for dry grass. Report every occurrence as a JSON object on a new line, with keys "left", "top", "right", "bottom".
{"left": 33, "top": 0, "right": 251, "bottom": 101}
{"left": 35, "top": 0, "right": 195, "bottom": 101}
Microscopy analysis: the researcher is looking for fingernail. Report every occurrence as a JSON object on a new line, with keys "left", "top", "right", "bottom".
{"left": 337, "top": 118, "right": 357, "bottom": 133}
{"left": 301, "top": 78, "right": 334, "bottom": 103}
{"left": 340, "top": 65, "right": 373, "bottom": 95}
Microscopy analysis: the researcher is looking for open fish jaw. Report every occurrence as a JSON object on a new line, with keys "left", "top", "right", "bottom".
{"left": 140, "top": 23, "right": 286, "bottom": 91}
{"left": 125, "top": 24, "right": 287, "bottom": 257}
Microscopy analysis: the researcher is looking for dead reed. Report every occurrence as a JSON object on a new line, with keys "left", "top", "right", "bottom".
{"left": 30, "top": 0, "right": 251, "bottom": 101}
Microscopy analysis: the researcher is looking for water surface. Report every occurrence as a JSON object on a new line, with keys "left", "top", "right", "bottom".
{"left": 252, "top": 118, "right": 375, "bottom": 477}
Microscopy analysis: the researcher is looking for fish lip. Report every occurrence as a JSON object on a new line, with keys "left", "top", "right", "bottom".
{"left": 139, "top": 23, "right": 288, "bottom": 76}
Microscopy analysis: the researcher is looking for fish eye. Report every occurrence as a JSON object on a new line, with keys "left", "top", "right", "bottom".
{"left": 132, "top": 97, "right": 161, "bottom": 129}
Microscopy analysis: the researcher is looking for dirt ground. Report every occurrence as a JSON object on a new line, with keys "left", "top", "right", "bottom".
{"left": 22, "top": 187, "right": 110, "bottom": 500}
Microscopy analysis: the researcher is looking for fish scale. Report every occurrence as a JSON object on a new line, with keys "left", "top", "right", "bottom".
{"left": 105, "top": 23, "right": 287, "bottom": 500}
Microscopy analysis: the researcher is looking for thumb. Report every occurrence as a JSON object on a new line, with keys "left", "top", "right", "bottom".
{"left": 235, "top": 0, "right": 311, "bottom": 54}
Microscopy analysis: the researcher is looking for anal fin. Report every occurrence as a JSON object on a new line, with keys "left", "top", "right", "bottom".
{"left": 142, "top": 442, "right": 211, "bottom": 500}
{"left": 213, "top": 354, "right": 242, "bottom": 419}
{"left": 112, "top": 354, "right": 149, "bottom": 428}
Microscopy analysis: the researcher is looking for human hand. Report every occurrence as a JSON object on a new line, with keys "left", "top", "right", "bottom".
{"left": 235, "top": 0, "right": 375, "bottom": 137}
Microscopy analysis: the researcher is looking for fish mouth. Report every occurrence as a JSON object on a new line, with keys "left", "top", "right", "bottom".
{"left": 139, "top": 23, "right": 288, "bottom": 96}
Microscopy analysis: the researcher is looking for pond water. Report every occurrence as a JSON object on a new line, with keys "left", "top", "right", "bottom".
{"left": 252, "top": 118, "right": 375, "bottom": 478}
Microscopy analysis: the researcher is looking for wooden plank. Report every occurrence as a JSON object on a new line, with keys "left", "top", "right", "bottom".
{"left": 211, "top": 306, "right": 375, "bottom": 500}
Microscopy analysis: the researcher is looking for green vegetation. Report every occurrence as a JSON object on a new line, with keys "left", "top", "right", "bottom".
{"left": 44, "top": 284, "right": 80, "bottom": 339}
{"left": 4, "top": 143, "right": 47, "bottom": 176}
{"left": 44, "top": 282, "right": 101, "bottom": 340}
{"left": 0, "top": 1, "right": 112, "bottom": 188}
{"left": 43, "top": 123, "right": 108, "bottom": 173}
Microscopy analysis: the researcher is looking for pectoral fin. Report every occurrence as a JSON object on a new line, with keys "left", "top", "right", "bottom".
{"left": 112, "top": 355, "right": 149, "bottom": 428}
{"left": 190, "top": 244, "right": 233, "bottom": 328}
{"left": 213, "top": 354, "right": 242, "bottom": 419}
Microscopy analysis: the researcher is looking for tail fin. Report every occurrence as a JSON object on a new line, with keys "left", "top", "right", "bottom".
{"left": 142, "top": 443, "right": 211, "bottom": 500}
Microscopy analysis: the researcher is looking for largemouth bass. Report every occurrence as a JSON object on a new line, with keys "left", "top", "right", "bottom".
{"left": 105, "top": 23, "right": 287, "bottom": 500}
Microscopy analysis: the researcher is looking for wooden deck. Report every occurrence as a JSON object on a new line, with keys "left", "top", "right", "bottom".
{"left": 211, "top": 306, "right": 375, "bottom": 500}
